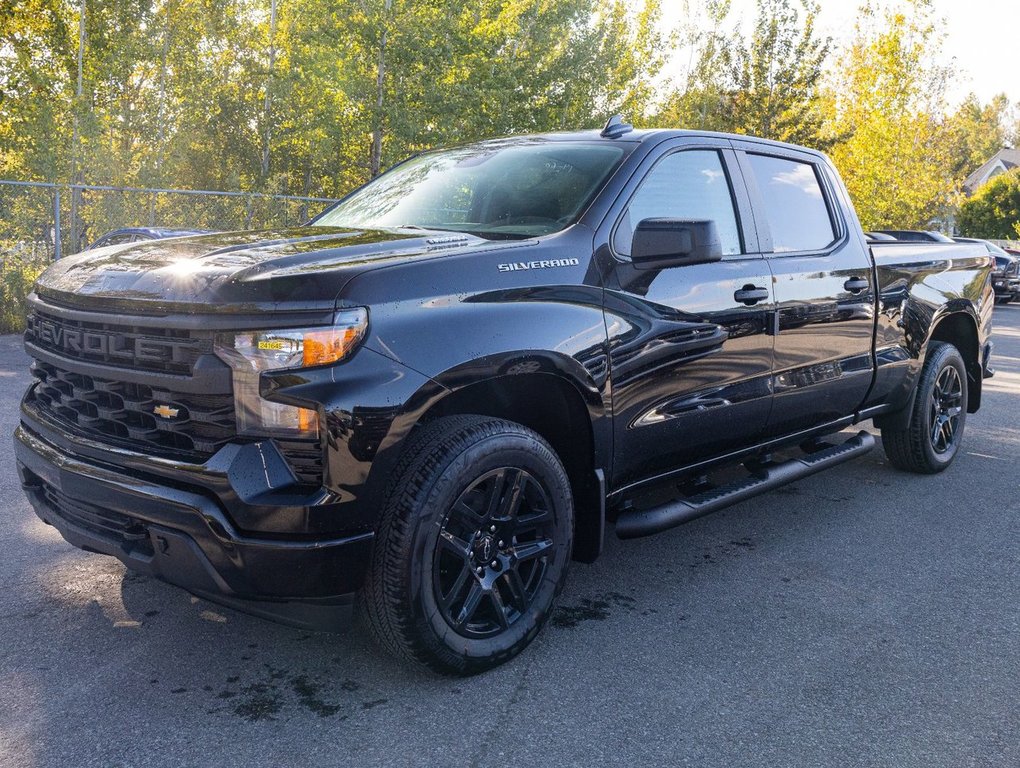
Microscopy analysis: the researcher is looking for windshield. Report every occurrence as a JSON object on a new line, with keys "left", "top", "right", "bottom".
{"left": 312, "top": 141, "right": 626, "bottom": 239}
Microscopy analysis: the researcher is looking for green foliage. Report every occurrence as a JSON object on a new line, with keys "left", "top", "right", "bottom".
{"left": 957, "top": 168, "right": 1020, "bottom": 240}
{"left": 654, "top": 0, "right": 832, "bottom": 149}
{"left": 824, "top": 0, "right": 960, "bottom": 230}
{"left": 947, "top": 94, "right": 1013, "bottom": 180}
{"left": 0, "top": 248, "right": 49, "bottom": 333}
{"left": 0, "top": 0, "right": 666, "bottom": 199}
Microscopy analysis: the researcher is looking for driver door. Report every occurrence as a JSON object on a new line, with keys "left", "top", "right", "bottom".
{"left": 597, "top": 142, "right": 775, "bottom": 490}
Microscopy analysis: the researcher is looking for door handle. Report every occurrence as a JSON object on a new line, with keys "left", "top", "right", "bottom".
{"left": 734, "top": 286, "right": 769, "bottom": 305}
{"left": 844, "top": 277, "right": 870, "bottom": 294}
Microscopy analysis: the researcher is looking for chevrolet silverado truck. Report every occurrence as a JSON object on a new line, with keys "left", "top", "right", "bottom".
{"left": 15, "top": 117, "right": 994, "bottom": 674}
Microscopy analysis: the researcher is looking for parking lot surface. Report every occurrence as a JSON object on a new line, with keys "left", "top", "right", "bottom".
{"left": 1, "top": 306, "right": 1019, "bottom": 768}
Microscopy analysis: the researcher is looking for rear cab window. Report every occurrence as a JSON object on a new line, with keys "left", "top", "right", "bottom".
{"left": 745, "top": 154, "right": 837, "bottom": 254}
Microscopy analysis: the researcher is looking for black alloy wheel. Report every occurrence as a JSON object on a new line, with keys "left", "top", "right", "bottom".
{"left": 928, "top": 364, "right": 963, "bottom": 455}
{"left": 433, "top": 467, "right": 555, "bottom": 638}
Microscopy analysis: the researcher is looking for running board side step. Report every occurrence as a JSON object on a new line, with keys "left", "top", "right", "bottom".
{"left": 615, "top": 431, "right": 875, "bottom": 540}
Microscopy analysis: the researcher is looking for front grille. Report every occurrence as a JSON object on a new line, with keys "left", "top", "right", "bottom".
{"left": 25, "top": 305, "right": 325, "bottom": 486}
{"left": 31, "top": 360, "right": 235, "bottom": 456}
{"left": 26, "top": 310, "right": 210, "bottom": 375}
{"left": 39, "top": 479, "right": 154, "bottom": 556}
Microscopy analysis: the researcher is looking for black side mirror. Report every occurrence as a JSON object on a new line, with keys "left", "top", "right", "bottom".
{"left": 631, "top": 218, "right": 723, "bottom": 269}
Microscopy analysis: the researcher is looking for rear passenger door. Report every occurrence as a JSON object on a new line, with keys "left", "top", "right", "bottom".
{"left": 733, "top": 144, "right": 876, "bottom": 437}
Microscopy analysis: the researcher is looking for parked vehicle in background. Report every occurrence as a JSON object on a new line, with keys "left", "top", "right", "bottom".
{"left": 15, "top": 120, "right": 995, "bottom": 674}
{"left": 959, "top": 237, "right": 1020, "bottom": 304}
{"left": 86, "top": 227, "right": 212, "bottom": 250}
{"left": 872, "top": 229, "right": 955, "bottom": 243}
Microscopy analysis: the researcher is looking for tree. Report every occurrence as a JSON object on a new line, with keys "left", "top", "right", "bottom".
{"left": 823, "top": 0, "right": 959, "bottom": 230}
{"left": 654, "top": 0, "right": 735, "bottom": 132}
{"left": 654, "top": 0, "right": 832, "bottom": 148}
{"left": 725, "top": 0, "right": 831, "bottom": 147}
{"left": 947, "top": 93, "right": 1013, "bottom": 179}
{"left": 957, "top": 168, "right": 1020, "bottom": 240}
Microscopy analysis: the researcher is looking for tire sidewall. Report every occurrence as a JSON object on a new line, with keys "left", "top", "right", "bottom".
{"left": 405, "top": 433, "right": 573, "bottom": 670}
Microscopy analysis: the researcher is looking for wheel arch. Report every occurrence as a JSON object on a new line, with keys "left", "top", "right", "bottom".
{"left": 875, "top": 307, "right": 982, "bottom": 432}
{"left": 927, "top": 309, "right": 982, "bottom": 413}
{"left": 370, "top": 353, "right": 610, "bottom": 564}
{"left": 424, "top": 372, "right": 606, "bottom": 563}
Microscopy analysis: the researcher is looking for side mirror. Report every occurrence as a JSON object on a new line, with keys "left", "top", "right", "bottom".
{"left": 631, "top": 218, "right": 723, "bottom": 269}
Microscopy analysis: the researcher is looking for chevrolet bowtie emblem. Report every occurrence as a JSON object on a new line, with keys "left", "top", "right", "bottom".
{"left": 153, "top": 404, "right": 180, "bottom": 419}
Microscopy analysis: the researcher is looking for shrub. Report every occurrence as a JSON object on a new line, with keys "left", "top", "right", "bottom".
{"left": 1, "top": 245, "right": 50, "bottom": 334}
{"left": 958, "top": 168, "right": 1020, "bottom": 240}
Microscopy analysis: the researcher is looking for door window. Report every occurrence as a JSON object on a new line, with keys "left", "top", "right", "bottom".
{"left": 747, "top": 154, "right": 836, "bottom": 253}
{"left": 615, "top": 150, "right": 742, "bottom": 257}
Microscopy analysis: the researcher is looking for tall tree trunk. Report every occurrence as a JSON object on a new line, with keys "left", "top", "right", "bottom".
{"left": 69, "top": 0, "right": 87, "bottom": 253}
{"left": 261, "top": 0, "right": 279, "bottom": 184}
{"left": 150, "top": 8, "right": 170, "bottom": 226}
{"left": 370, "top": 0, "right": 392, "bottom": 178}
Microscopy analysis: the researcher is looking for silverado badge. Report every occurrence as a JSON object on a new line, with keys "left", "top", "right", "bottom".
{"left": 153, "top": 404, "right": 180, "bottom": 419}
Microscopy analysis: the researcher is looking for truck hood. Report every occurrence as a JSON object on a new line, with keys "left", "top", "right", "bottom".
{"left": 35, "top": 226, "right": 501, "bottom": 316}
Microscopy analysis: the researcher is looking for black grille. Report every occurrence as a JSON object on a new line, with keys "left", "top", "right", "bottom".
{"left": 40, "top": 479, "right": 154, "bottom": 556}
{"left": 31, "top": 360, "right": 236, "bottom": 456}
{"left": 26, "top": 310, "right": 210, "bottom": 375}
{"left": 26, "top": 303, "right": 325, "bottom": 486}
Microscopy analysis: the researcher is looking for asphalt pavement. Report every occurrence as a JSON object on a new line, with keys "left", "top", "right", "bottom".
{"left": 1, "top": 307, "right": 1019, "bottom": 768}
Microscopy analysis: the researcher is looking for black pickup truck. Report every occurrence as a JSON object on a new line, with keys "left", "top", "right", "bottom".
{"left": 14, "top": 118, "right": 994, "bottom": 674}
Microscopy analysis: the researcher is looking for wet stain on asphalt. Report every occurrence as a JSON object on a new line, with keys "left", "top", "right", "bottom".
{"left": 688, "top": 538, "right": 757, "bottom": 569}
{"left": 231, "top": 683, "right": 283, "bottom": 722}
{"left": 289, "top": 675, "right": 343, "bottom": 718}
{"left": 552, "top": 598, "right": 611, "bottom": 628}
{"left": 194, "top": 664, "right": 382, "bottom": 721}
{"left": 552, "top": 591, "right": 639, "bottom": 628}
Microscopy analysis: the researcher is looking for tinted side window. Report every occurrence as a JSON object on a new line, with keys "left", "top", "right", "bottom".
{"left": 615, "top": 150, "right": 742, "bottom": 257}
{"left": 93, "top": 233, "right": 134, "bottom": 248}
{"left": 748, "top": 154, "right": 836, "bottom": 253}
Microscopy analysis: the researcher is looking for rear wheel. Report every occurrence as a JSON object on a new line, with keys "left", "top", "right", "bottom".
{"left": 360, "top": 415, "right": 573, "bottom": 675}
{"left": 881, "top": 341, "right": 968, "bottom": 474}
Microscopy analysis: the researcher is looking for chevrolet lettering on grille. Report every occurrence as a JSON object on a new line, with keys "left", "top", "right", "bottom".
{"left": 30, "top": 316, "right": 202, "bottom": 368}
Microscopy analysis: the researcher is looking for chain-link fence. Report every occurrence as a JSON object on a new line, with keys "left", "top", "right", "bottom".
{"left": 0, "top": 180, "right": 338, "bottom": 333}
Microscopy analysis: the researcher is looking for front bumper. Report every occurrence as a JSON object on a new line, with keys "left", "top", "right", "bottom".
{"left": 992, "top": 277, "right": 1020, "bottom": 297}
{"left": 15, "top": 423, "right": 373, "bottom": 628}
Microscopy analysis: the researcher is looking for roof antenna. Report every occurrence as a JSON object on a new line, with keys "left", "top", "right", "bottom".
{"left": 601, "top": 114, "right": 633, "bottom": 139}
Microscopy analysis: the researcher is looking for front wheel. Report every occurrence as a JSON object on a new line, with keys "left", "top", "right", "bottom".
{"left": 360, "top": 415, "right": 573, "bottom": 675}
{"left": 881, "top": 341, "right": 968, "bottom": 474}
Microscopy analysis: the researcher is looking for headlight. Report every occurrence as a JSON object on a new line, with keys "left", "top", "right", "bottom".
{"left": 215, "top": 308, "right": 368, "bottom": 438}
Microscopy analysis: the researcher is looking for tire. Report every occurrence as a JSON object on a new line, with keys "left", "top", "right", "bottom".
{"left": 881, "top": 341, "right": 968, "bottom": 474}
{"left": 360, "top": 415, "right": 573, "bottom": 675}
